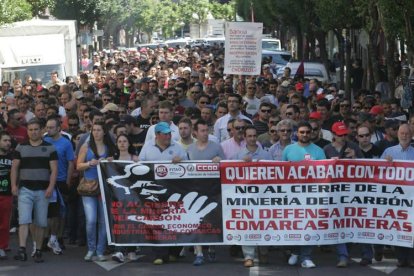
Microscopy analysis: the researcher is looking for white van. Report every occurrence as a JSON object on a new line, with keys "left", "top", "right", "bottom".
{"left": 262, "top": 38, "right": 282, "bottom": 51}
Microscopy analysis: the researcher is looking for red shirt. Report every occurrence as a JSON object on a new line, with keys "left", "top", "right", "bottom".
{"left": 6, "top": 125, "right": 28, "bottom": 144}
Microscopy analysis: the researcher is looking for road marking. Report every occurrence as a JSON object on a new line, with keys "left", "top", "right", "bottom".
{"left": 351, "top": 258, "right": 398, "bottom": 274}
{"left": 94, "top": 255, "right": 145, "bottom": 271}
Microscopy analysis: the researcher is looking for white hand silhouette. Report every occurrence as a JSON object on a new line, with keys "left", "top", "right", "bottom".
{"left": 127, "top": 192, "right": 218, "bottom": 233}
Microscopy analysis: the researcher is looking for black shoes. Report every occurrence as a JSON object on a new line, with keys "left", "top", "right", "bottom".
{"left": 359, "top": 258, "right": 372, "bottom": 266}
{"left": 33, "top": 250, "right": 44, "bottom": 263}
{"left": 14, "top": 248, "right": 27, "bottom": 261}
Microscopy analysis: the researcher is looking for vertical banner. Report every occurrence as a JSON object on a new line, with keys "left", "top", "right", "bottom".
{"left": 221, "top": 160, "right": 414, "bottom": 247}
{"left": 224, "top": 22, "right": 263, "bottom": 75}
{"left": 99, "top": 161, "right": 222, "bottom": 246}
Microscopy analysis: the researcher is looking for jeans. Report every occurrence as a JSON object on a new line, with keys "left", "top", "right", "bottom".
{"left": 291, "top": 246, "right": 313, "bottom": 262}
{"left": 82, "top": 196, "right": 106, "bottom": 255}
{"left": 361, "top": 244, "right": 374, "bottom": 260}
{"left": 336, "top": 243, "right": 348, "bottom": 260}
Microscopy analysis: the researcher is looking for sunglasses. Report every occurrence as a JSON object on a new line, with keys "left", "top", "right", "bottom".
{"left": 261, "top": 109, "right": 271, "bottom": 113}
{"left": 311, "top": 127, "right": 319, "bottom": 132}
{"left": 336, "top": 134, "right": 347, "bottom": 137}
{"left": 199, "top": 101, "right": 208, "bottom": 104}
{"left": 358, "top": 133, "right": 370, "bottom": 138}
{"left": 298, "top": 130, "right": 311, "bottom": 134}
{"left": 270, "top": 129, "right": 278, "bottom": 133}
{"left": 69, "top": 123, "right": 78, "bottom": 127}
{"left": 234, "top": 126, "right": 244, "bottom": 131}
{"left": 227, "top": 128, "right": 232, "bottom": 132}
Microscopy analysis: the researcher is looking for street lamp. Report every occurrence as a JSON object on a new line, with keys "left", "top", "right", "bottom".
{"left": 179, "top": 22, "right": 185, "bottom": 38}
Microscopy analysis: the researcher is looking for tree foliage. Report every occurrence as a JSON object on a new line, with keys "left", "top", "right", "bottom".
{"left": 0, "top": 0, "right": 32, "bottom": 25}
{"left": 52, "top": 0, "right": 101, "bottom": 25}
{"left": 210, "top": 0, "right": 236, "bottom": 21}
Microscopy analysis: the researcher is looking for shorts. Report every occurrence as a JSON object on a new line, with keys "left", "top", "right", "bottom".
{"left": 18, "top": 187, "right": 49, "bottom": 227}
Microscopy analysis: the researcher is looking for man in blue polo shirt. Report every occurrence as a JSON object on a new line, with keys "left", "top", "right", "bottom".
{"left": 282, "top": 121, "right": 326, "bottom": 269}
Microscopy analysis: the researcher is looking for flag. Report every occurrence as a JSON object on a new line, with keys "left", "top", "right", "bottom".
{"left": 294, "top": 60, "right": 304, "bottom": 79}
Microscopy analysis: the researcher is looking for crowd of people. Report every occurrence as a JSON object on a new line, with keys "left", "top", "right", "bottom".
{"left": 0, "top": 42, "right": 414, "bottom": 269}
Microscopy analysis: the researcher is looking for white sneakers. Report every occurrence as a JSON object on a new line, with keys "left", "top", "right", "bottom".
{"left": 301, "top": 259, "right": 316, "bottom": 268}
{"left": 288, "top": 254, "right": 316, "bottom": 268}
{"left": 47, "top": 239, "right": 63, "bottom": 255}
{"left": 288, "top": 254, "right": 298, "bottom": 265}
{"left": 0, "top": 249, "right": 6, "bottom": 259}
{"left": 112, "top": 251, "right": 139, "bottom": 262}
{"left": 112, "top": 252, "right": 125, "bottom": 263}
{"left": 84, "top": 251, "right": 94, "bottom": 262}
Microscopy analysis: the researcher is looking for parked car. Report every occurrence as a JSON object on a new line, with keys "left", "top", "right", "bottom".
{"left": 277, "top": 61, "right": 330, "bottom": 83}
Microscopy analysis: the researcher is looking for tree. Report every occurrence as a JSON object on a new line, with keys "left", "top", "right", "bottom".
{"left": 0, "top": 0, "right": 32, "bottom": 25}
{"left": 180, "top": 0, "right": 211, "bottom": 38}
{"left": 210, "top": 0, "right": 235, "bottom": 21}
{"left": 315, "top": 0, "right": 362, "bottom": 95}
{"left": 52, "top": 0, "right": 101, "bottom": 26}
{"left": 27, "top": 0, "right": 55, "bottom": 17}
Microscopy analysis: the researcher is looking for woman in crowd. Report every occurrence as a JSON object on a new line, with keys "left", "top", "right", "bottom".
{"left": 111, "top": 134, "right": 139, "bottom": 263}
{"left": 77, "top": 122, "right": 116, "bottom": 261}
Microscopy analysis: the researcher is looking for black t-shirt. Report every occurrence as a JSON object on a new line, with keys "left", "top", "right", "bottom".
{"left": 253, "top": 120, "right": 269, "bottom": 136}
{"left": 129, "top": 131, "right": 147, "bottom": 156}
{"left": 361, "top": 144, "right": 382, "bottom": 159}
{"left": 314, "top": 138, "right": 330, "bottom": 149}
{"left": 0, "top": 153, "right": 13, "bottom": 196}
{"left": 136, "top": 115, "right": 151, "bottom": 132}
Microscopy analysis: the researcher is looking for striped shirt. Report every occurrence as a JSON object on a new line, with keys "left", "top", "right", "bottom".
{"left": 14, "top": 141, "right": 58, "bottom": 190}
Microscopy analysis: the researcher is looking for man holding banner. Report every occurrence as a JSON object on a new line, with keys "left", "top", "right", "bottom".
{"left": 381, "top": 123, "right": 414, "bottom": 267}
{"left": 233, "top": 125, "right": 271, "bottom": 268}
{"left": 139, "top": 121, "right": 187, "bottom": 265}
{"left": 282, "top": 121, "right": 326, "bottom": 268}
{"left": 187, "top": 119, "right": 225, "bottom": 266}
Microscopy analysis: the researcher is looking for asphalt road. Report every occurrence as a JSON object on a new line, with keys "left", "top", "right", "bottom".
{"left": 0, "top": 235, "right": 413, "bottom": 276}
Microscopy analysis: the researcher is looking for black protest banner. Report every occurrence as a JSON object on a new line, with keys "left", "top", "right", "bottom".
{"left": 98, "top": 161, "right": 222, "bottom": 246}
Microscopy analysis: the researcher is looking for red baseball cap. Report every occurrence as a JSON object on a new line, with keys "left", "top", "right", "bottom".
{"left": 309, "top": 111, "right": 322, "bottom": 120}
{"left": 331, "top": 121, "right": 349, "bottom": 136}
{"left": 369, "top": 105, "right": 384, "bottom": 115}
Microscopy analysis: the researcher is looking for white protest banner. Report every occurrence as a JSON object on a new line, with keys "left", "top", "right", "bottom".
{"left": 224, "top": 22, "right": 263, "bottom": 75}
{"left": 221, "top": 160, "right": 414, "bottom": 247}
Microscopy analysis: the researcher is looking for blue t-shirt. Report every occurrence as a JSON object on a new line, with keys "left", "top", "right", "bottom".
{"left": 282, "top": 142, "right": 326, "bottom": 161}
{"left": 44, "top": 136, "right": 75, "bottom": 182}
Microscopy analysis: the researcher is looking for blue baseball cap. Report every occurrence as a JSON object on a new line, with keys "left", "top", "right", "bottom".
{"left": 155, "top": 122, "right": 171, "bottom": 134}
